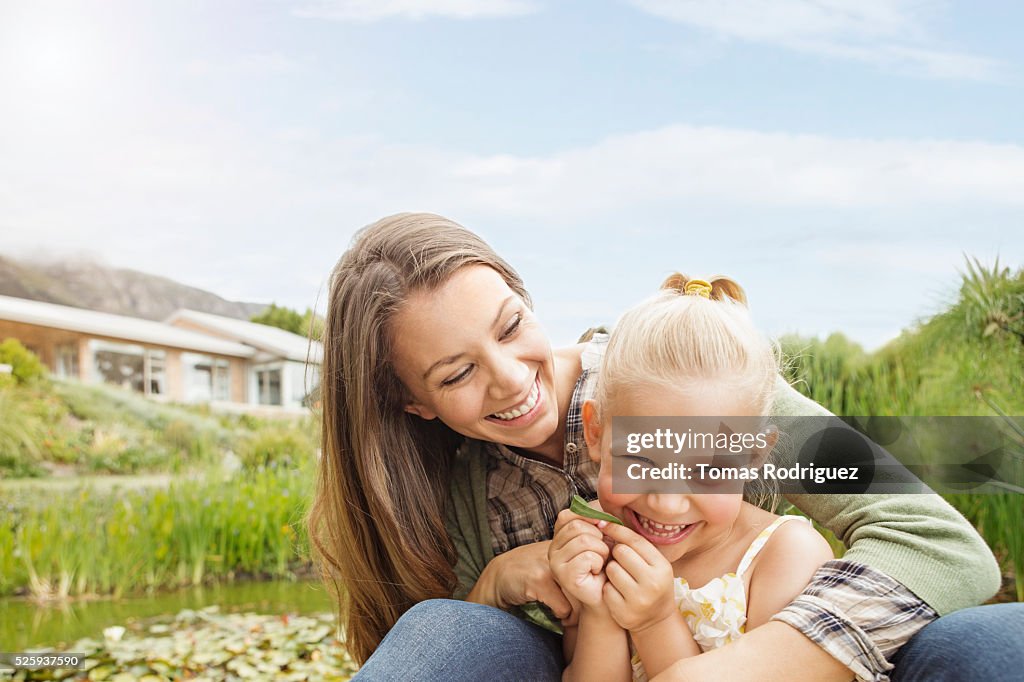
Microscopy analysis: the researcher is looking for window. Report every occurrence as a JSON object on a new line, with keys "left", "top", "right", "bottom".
{"left": 288, "top": 361, "right": 314, "bottom": 406}
{"left": 146, "top": 349, "right": 166, "bottom": 396}
{"left": 91, "top": 340, "right": 145, "bottom": 392}
{"left": 56, "top": 344, "right": 79, "bottom": 379}
{"left": 256, "top": 367, "right": 282, "bottom": 405}
{"left": 182, "top": 353, "right": 231, "bottom": 402}
{"left": 213, "top": 360, "right": 230, "bottom": 401}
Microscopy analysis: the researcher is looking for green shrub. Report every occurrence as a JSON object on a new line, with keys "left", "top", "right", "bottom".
{"left": 238, "top": 424, "right": 316, "bottom": 470}
{"left": 0, "top": 387, "right": 45, "bottom": 477}
{"left": 0, "top": 338, "right": 47, "bottom": 384}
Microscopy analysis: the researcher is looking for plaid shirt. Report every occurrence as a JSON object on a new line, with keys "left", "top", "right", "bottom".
{"left": 475, "top": 333, "right": 937, "bottom": 681}
{"left": 773, "top": 560, "right": 938, "bottom": 682}
{"left": 482, "top": 334, "right": 605, "bottom": 554}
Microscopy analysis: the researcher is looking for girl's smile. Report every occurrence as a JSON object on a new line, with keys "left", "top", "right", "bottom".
{"left": 625, "top": 507, "right": 702, "bottom": 546}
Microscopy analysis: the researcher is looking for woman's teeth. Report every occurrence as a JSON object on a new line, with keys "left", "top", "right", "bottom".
{"left": 491, "top": 381, "right": 539, "bottom": 421}
{"left": 637, "top": 513, "right": 689, "bottom": 537}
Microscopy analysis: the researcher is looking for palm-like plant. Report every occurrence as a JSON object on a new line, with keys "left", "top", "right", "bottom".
{"left": 959, "top": 256, "right": 1024, "bottom": 340}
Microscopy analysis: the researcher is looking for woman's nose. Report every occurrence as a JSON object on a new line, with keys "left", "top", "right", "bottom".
{"left": 488, "top": 354, "right": 528, "bottom": 400}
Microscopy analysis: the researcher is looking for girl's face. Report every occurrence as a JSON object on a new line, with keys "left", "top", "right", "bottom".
{"left": 390, "top": 265, "right": 560, "bottom": 451}
{"left": 583, "top": 381, "right": 759, "bottom": 566}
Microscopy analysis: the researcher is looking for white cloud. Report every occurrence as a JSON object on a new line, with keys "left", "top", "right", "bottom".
{"left": 439, "top": 125, "right": 1024, "bottom": 215}
{"left": 814, "top": 242, "right": 968, "bottom": 275}
{"left": 1, "top": 112, "right": 1019, "bottom": 348}
{"left": 3, "top": 122, "right": 1024, "bottom": 264}
{"left": 627, "top": 0, "right": 1004, "bottom": 80}
{"left": 291, "top": 0, "right": 539, "bottom": 22}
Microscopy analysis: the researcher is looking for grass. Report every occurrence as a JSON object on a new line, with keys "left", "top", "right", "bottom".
{"left": 0, "top": 463, "right": 312, "bottom": 599}
{"left": 0, "top": 379, "right": 317, "bottom": 478}
{"left": 780, "top": 258, "right": 1024, "bottom": 599}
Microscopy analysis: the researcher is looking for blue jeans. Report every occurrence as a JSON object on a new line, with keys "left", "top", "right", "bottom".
{"left": 353, "top": 600, "right": 1023, "bottom": 681}
{"left": 890, "top": 602, "right": 1024, "bottom": 682}
{"left": 352, "top": 599, "right": 563, "bottom": 681}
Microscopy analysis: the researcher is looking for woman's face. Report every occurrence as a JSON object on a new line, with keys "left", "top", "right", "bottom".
{"left": 390, "top": 265, "right": 560, "bottom": 450}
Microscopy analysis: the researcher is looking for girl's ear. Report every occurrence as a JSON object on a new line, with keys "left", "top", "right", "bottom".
{"left": 582, "top": 399, "right": 603, "bottom": 462}
{"left": 404, "top": 402, "right": 437, "bottom": 420}
{"left": 751, "top": 425, "right": 778, "bottom": 467}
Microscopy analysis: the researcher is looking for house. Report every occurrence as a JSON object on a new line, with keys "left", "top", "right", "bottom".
{"left": 164, "top": 309, "right": 321, "bottom": 410}
{"left": 0, "top": 295, "right": 321, "bottom": 411}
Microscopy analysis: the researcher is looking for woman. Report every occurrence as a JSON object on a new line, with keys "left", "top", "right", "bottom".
{"left": 307, "top": 212, "right": 1018, "bottom": 681}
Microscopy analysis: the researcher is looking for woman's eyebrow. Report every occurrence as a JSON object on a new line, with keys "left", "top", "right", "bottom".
{"left": 423, "top": 352, "right": 463, "bottom": 381}
{"left": 421, "top": 296, "right": 517, "bottom": 381}
{"left": 490, "top": 296, "right": 516, "bottom": 328}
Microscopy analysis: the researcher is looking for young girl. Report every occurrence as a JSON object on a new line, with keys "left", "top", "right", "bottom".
{"left": 549, "top": 275, "right": 835, "bottom": 682}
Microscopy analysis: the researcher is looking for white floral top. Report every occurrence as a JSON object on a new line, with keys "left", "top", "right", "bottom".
{"left": 631, "top": 515, "right": 809, "bottom": 682}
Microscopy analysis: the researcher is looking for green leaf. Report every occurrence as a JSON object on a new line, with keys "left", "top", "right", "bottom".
{"left": 569, "top": 495, "right": 623, "bottom": 525}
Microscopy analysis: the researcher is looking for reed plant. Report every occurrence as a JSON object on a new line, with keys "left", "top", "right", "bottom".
{"left": 781, "top": 258, "right": 1023, "bottom": 599}
{"left": 0, "top": 462, "right": 312, "bottom": 599}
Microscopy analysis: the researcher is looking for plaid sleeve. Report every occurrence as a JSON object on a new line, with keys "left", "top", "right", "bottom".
{"left": 771, "top": 560, "right": 938, "bottom": 682}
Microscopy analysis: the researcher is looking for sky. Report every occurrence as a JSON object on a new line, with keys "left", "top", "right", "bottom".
{"left": 1, "top": 0, "right": 1021, "bottom": 349}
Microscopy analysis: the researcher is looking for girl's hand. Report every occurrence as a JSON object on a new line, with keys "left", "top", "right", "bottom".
{"left": 549, "top": 509, "right": 612, "bottom": 608}
{"left": 597, "top": 521, "right": 677, "bottom": 633}
{"left": 468, "top": 540, "right": 575, "bottom": 622}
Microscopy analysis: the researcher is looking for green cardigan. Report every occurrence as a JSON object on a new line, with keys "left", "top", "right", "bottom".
{"left": 445, "top": 379, "right": 1001, "bottom": 628}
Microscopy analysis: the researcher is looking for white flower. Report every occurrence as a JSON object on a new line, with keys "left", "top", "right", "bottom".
{"left": 103, "top": 625, "right": 126, "bottom": 642}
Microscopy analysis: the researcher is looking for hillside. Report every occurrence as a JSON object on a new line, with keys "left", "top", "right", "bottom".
{"left": 0, "top": 254, "right": 265, "bottom": 321}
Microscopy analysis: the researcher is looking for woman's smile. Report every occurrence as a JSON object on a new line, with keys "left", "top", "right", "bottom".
{"left": 487, "top": 373, "right": 543, "bottom": 423}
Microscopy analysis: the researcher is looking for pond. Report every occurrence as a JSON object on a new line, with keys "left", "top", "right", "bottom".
{"left": 0, "top": 580, "right": 333, "bottom": 651}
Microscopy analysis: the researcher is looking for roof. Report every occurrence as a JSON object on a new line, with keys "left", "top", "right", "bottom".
{"left": 164, "top": 309, "right": 323, "bottom": 363}
{"left": 0, "top": 295, "right": 256, "bottom": 358}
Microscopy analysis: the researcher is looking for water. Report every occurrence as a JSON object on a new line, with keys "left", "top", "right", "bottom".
{"left": 0, "top": 580, "right": 333, "bottom": 651}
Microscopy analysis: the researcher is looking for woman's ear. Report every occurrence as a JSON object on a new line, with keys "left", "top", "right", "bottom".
{"left": 582, "top": 400, "right": 603, "bottom": 462}
{"left": 404, "top": 402, "right": 437, "bottom": 420}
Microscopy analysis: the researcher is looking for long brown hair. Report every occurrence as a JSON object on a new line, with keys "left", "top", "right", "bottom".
{"left": 307, "top": 213, "right": 532, "bottom": 664}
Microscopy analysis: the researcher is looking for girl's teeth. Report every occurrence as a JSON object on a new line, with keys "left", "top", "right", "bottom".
{"left": 637, "top": 514, "right": 688, "bottom": 537}
{"left": 491, "top": 381, "right": 539, "bottom": 421}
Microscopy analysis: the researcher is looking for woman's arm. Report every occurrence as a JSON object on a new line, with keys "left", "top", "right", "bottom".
{"left": 463, "top": 540, "right": 575, "bottom": 621}
{"left": 448, "top": 443, "right": 576, "bottom": 622}
{"left": 773, "top": 377, "right": 1001, "bottom": 613}
{"left": 759, "top": 379, "right": 998, "bottom": 680}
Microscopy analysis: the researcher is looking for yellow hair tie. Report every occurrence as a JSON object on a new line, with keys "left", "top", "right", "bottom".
{"left": 683, "top": 279, "right": 712, "bottom": 299}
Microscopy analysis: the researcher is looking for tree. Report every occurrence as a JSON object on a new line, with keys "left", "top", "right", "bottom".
{"left": 251, "top": 303, "right": 324, "bottom": 339}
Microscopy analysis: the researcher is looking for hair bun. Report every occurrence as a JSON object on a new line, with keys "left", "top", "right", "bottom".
{"left": 661, "top": 272, "right": 689, "bottom": 294}
{"left": 659, "top": 272, "right": 748, "bottom": 306}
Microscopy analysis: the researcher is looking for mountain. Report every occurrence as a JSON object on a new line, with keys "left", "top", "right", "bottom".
{"left": 0, "top": 255, "right": 266, "bottom": 321}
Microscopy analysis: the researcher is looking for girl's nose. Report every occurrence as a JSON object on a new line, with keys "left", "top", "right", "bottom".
{"left": 645, "top": 493, "right": 691, "bottom": 518}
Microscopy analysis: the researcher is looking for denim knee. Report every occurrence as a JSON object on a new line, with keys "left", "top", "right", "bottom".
{"left": 891, "top": 603, "right": 1024, "bottom": 682}
{"left": 353, "top": 599, "right": 564, "bottom": 681}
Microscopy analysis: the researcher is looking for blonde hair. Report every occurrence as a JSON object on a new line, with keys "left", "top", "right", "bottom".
{"left": 307, "top": 212, "right": 532, "bottom": 664}
{"left": 596, "top": 273, "right": 780, "bottom": 506}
